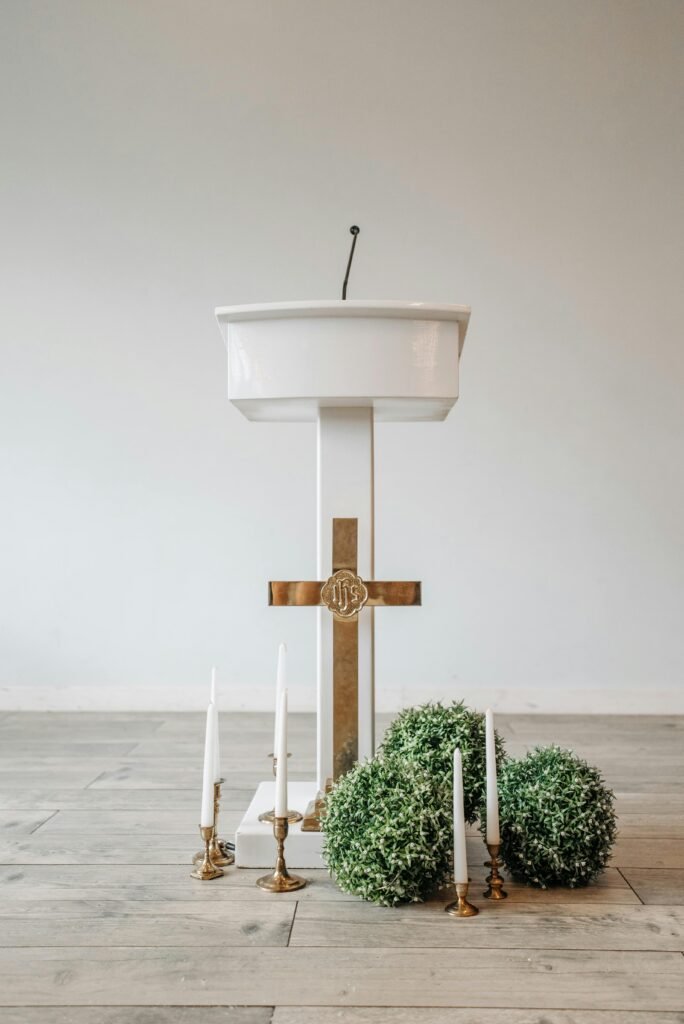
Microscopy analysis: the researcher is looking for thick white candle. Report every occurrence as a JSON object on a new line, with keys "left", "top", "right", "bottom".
{"left": 485, "top": 708, "right": 500, "bottom": 845}
{"left": 453, "top": 747, "right": 468, "bottom": 884}
{"left": 200, "top": 703, "right": 216, "bottom": 828}
{"left": 274, "top": 689, "right": 288, "bottom": 818}
{"left": 273, "top": 643, "right": 287, "bottom": 757}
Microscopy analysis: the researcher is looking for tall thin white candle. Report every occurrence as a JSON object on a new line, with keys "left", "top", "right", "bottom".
{"left": 273, "top": 643, "right": 287, "bottom": 757}
{"left": 316, "top": 666, "right": 324, "bottom": 794}
{"left": 200, "top": 704, "right": 216, "bottom": 828}
{"left": 485, "top": 708, "right": 500, "bottom": 845}
{"left": 453, "top": 747, "right": 468, "bottom": 884}
{"left": 274, "top": 689, "right": 288, "bottom": 818}
{"left": 210, "top": 668, "right": 221, "bottom": 783}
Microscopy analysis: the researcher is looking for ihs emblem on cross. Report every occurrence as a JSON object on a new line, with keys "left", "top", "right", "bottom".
{"left": 320, "top": 569, "right": 369, "bottom": 618}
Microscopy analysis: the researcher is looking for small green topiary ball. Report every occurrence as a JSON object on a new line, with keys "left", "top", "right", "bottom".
{"left": 496, "top": 745, "right": 617, "bottom": 888}
{"left": 322, "top": 753, "right": 453, "bottom": 906}
{"left": 380, "top": 701, "right": 506, "bottom": 823}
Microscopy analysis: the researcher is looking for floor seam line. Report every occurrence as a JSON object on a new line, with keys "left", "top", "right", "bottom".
{"left": 617, "top": 866, "right": 646, "bottom": 905}
{"left": 286, "top": 901, "right": 298, "bottom": 947}
{"left": 28, "top": 810, "right": 60, "bottom": 834}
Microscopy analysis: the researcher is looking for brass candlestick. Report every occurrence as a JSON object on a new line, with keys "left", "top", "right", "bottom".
{"left": 192, "top": 778, "right": 235, "bottom": 868}
{"left": 190, "top": 824, "right": 224, "bottom": 881}
{"left": 194, "top": 780, "right": 234, "bottom": 868}
{"left": 258, "top": 754, "right": 303, "bottom": 825}
{"left": 445, "top": 881, "right": 479, "bottom": 918}
{"left": 256, "top": 815, "right": 307, "bottom": 892}
{"left": 483, "top": 842, "right": 508, "bottom": 899}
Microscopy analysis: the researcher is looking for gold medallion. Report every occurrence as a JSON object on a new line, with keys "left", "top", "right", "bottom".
{"left": 320, "top": 569, "right": 369, "bottom": 619}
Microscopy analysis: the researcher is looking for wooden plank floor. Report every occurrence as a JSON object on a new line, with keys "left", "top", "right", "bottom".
{"left": 0, "top": 712, "right": 682, "bottom": 1023}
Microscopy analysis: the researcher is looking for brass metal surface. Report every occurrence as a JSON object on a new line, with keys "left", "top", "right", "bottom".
{"left": 301, "top": 790, "right": 326, "bottom": 832}
{"left": 256, "top": 816, "right": 307, "bottom": 892}
{"left": 333, "top": 615, "right": 358, "bottom": 778}
{"left": 483, "top": 843, "right": 508, "bottom": 899}
{"left": 301, "top": 778, "right": 332, "bottom": 833}
{"left": 332, "top": 520, "right": 359, "bottom": 780}
{"left": 190, "top": 825, "right": 224, "bottom": 881}
{"left": 193, "top": 780, "right": 235, "bottom": 868}
{"left": 258, "top": 808, "right": 304, "bottom": 825}
{"left": 210, "top": 781, "right": 234, "bottom": 867}
{"left": 269, "top": 579, "right": 420, "bottom": 609}
{"left": 445, "top": 881, "right": 480, "bottom": 917}
{"left": 332, "top": 517, "right": 358, "bottom": 570}
{"left": 268, "top": 515, "right": 421, "bottom": 785}
{"left": 269, "top": 581, "right": 323, "bottom": 606}
{"left": 321, "top": 569, "right": 369, "bottom": 618}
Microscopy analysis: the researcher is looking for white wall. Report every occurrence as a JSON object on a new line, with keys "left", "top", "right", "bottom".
{"left": 1, "top": 0, "right": 683, "bottom": 713}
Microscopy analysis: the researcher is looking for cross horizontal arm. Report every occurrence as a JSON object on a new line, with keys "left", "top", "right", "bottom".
{"left": 269, "top": 581, "right": 421, "bottom": 607}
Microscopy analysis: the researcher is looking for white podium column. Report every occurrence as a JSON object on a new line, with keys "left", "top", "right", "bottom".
{"left": 316, "top": 407, "right": 375, "bottom": 789}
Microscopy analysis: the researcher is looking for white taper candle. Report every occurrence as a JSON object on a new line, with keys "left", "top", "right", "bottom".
{"left": 273, "top": 643, "right": 287, "bottom": 757}
{"left": 210, "top": 668, "right": 221, "bottom": 783}
{"left": 211, "top": 703, "right": 221, "bottom": 784}
{"left": 485, "top": 708, "right": 500, "bottom": 845}
{"left": 453, "top": 747, "right": 468, "bottom": 884}
{"left": 200, "top": 703, "right": 216, "bottom": 828}
{"left": 275, "top": 689, "right": 288, "bottom": 818}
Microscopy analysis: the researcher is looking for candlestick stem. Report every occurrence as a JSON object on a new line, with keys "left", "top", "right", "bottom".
{"left": 445, "top": 881, "right": 479, "bottom": 918}
{"left": 483, "top": 842, "right": 508, "bottom": 899}
{"left": 190, "top": 825, "right": 224, "bottom": 881}
{"left": 256, "top": 815, "right": 307, "bottom": 892}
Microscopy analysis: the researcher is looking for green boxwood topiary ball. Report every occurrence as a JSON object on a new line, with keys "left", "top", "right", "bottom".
{"left": 322, "top": 753, "right": 453, "bottom": 906}
{"left": 380, "top": 701, "right": 506, "bottom": 823}
{"left": 496, "top": 745, "right": 617, "bottom": 888}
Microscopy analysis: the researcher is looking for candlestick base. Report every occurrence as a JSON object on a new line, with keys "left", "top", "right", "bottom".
{"left": 193, "top": 832, "right": 234, "bottom": 868}
{"left": 256, "top": 867, "right": 307, "bottom": 892}
{"left": 256, "top": 815, "right": 307, "bottom": 892}
{"left": 190, "top": 825, "right": 224, "bottom": 881}
{"left": 445, "top": 881, "right": 479, "bottom": 917}
{"left": 483, "top": 843, "right": 508, "bottom": 899}
{"left": 217, "top": 839, "right": 236, "bottom": 861}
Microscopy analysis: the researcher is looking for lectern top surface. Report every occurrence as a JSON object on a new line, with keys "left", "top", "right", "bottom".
{"left": 215, "top": 299, "right": 471, "bottom": 323}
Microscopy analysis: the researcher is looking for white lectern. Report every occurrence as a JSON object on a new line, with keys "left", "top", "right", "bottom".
{"left": 216, "top": 300, "right": 470, "bottom": 866}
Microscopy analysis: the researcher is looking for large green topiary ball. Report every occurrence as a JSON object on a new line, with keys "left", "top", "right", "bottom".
{"left": 380, "top": 701, "right": 506, "bottom": 823}
{"left": 496, "top": 745, "right": 617, "bottom": 888}
{"left": 322, "top": 753, "right": 453, "bottom": 906}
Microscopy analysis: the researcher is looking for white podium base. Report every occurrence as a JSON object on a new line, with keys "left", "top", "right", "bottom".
{"left": 234, "top": 781, "right": 325, "bottom": 868}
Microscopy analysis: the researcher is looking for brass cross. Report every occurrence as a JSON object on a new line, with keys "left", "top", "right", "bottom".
{"left": 269, "top": 518, "right": 421, "bottom": 783}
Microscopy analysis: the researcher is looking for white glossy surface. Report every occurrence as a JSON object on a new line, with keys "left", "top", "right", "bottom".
{"left": 317, "top": 407, "right": 375, "bottom": 787}
{"left": 215, "top": 300, "right": 470, "bottom": 422}
{"left": 235, "top": 780, "right": 323, "bottom": 868}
